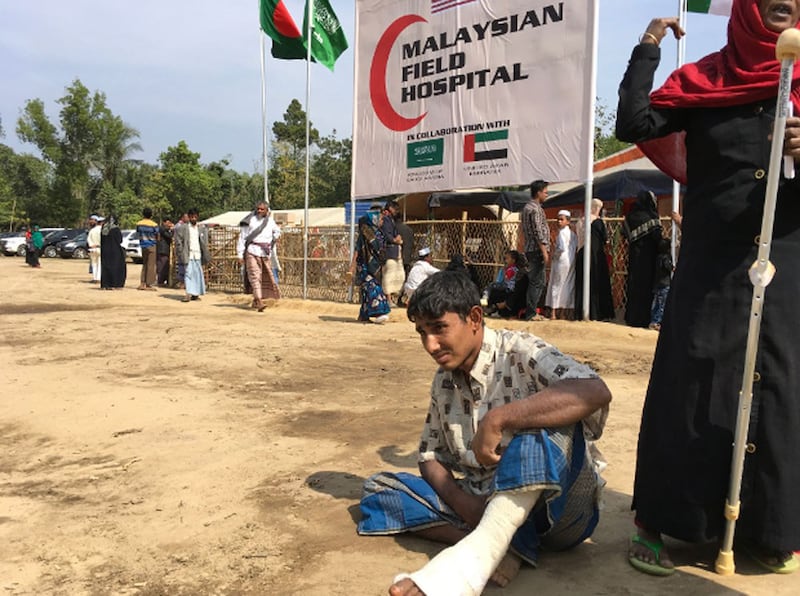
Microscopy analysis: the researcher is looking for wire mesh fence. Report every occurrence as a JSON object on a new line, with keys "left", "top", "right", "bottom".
{"left": 201, "top": 217, "right": 677, "bottom": 312}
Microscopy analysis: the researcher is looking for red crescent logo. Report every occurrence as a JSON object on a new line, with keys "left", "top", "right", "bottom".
{"left": 369, "top": 14, "right": 427, "bottom": 132}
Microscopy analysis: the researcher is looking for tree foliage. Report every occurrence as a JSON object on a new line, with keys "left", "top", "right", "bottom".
{"left": 594, "top": 100, "right": 630, "bottom": 160}
{"left": 272, "top": 99, "right": 319, "bottom": 161}
{"left": 268, "top": 100, "right": 351, "bottom": 209}
{"left": 16, "top": 79, "right": 142, "bottom": 225}
{"left": 4, "top": 88, "right": 351, "bottom": 228}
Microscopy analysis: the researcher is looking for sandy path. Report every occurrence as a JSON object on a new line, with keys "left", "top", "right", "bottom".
{"left": 0, "top": 257, "right": 796, "bottom": 595}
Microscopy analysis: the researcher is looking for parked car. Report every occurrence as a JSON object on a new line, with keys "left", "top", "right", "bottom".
{"left": 0, "top": 232, "right": 25, "bottom": 256}
{"left": 42, "top": 228, "right": 85, "bottom": 258}
{"left": 56, "top": 231, "right": 89, "bottom": 259}
{"left": 1, "top": 228, "right": 63, "bottom": 256}
{"left": 125, "top": 232, "right": 143, "bottom": 264}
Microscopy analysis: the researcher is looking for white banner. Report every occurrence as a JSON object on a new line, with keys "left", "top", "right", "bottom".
{"left": 352, "top": 0, "right": 596, "bottom": 197}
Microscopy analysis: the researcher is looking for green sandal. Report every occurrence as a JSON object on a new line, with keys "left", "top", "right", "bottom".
{"left": 628, "top": 534, "right": 675, "bottom": 576}
{"left": 741, "top": 543, "right": 799, "bottom": 575}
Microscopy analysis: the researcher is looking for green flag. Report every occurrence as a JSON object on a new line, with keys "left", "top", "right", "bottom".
{"left": 686, "top": 0, "right": 732, "bottom": 15}
{"left": 259, "top": 0, "right": 306, "bottom": 60}
{"left": 303, "top": 0, "right": 349, "bottom": 71}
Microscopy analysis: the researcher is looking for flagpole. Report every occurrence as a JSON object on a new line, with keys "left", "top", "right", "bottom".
{"left": 347, "top": 0, "right": 360, "bottom": 303}
{"left": 302, "top": 0, "right": 314, "bottom": 300}
{"left": 260, "top": 31, "right": 270, "bottom": 205}
{"left": 581, "top": 0, "right": 600, "bottom": 321}
{"left": 672, "top": 0, "right": 688, "bottom": 264}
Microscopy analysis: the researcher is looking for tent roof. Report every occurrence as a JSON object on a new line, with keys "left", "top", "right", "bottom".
{"left": 543, "top": 169, "right": 682, "bottom": 208}
{"left": 428, "top": 190, "right": 529, "bottom": 212}
{"left": 398, "top": 188, "right": 528, "bottom": 220}
{"left": 201, "top": 207, "right": 344, "bottom": 227}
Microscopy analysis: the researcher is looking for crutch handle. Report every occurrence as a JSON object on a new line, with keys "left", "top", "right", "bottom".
{"left": 776, "top": 28, "right": 800, "bottom": 61}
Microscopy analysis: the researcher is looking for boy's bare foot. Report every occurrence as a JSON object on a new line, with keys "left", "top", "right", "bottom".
{"left": 388, "top": 576, "right": 423, "bottom": 596}
{"left": 490, "top": 551, "right": 522, "bottom": 587}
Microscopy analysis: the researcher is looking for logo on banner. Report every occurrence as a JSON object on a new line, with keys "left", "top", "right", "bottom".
{"left": 431, "top": 0, "right": 477, "bottom": 15}
{"left": 463, "top": 129, "right": 508, "bottom": 162}
{"left": 407, "top": 139, "right": 445, "bottom": 168}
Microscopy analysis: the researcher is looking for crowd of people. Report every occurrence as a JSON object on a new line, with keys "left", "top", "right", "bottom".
{"left": 350, "top": 188, "right": 624, "bottom": 328}
{"left": 22, "top": 202, "right": 285, "bottom": 313}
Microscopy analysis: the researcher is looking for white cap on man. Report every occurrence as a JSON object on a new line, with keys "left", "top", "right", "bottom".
{"left": 557, "top": 209, "right": 571, "bottom": 218}
{"left": 418, "top": 247, "right": 431, "bottom": 258}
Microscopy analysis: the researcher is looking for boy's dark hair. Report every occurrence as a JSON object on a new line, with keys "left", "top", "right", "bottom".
{"left": 407, "top": 270, "right": 480, "bottom": 322}
{"left": 143, "top": 207, "right": 153, "bottom": 218}
{"left": 187, "top": 207, "right": 199, "bottom": 216}
{"left": 530, "top": 179, "right": 549, "bottom": 196}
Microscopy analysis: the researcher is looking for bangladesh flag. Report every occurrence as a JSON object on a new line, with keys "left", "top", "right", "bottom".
{"left": 686, "top": 0, "right": 732, "bottom": 15}
{"left": 259, "top": 0, "right": 306, "bottom": 60}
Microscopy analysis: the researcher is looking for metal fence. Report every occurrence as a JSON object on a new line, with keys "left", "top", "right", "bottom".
{"left": 203, "top": 218, "right": 676, "bottom": 312}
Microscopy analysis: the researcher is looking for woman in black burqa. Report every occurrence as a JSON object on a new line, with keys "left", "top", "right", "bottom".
{"left": 575, "top": 198, "right": 616, "bottom": 321}
{"left": 100, "top": 214, "right": 127, "bottom": 289}
{"left": 622, "top": 190, "right": 662, "bottom": 328}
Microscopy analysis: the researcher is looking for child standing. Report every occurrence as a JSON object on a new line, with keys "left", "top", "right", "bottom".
{"left": 649, "top": 237, "right": 673, "bottom": 331}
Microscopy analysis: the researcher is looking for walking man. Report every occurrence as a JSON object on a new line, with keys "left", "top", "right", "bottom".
{"left": 175, "top": 208, "right": 210, "bottom": 302}
{"left": 519, "top": 180, "right": 551, "bottom": 321}
{"left": 237, "top": 201, "right": 281, "bottom": 312}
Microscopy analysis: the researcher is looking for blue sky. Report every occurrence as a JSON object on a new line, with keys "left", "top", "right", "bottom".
{"left": 0, "top": 1, "right": 730, "bottom": 172}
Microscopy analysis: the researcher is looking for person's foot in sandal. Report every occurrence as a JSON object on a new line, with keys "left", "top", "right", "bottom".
{"left": 742, "top": 543, "right": 800, "bottom": 574}
{"left": 629, "top": 528, "right": 675, "bottom": 576}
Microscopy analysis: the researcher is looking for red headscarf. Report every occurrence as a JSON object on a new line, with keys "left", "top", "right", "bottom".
{"left": 639, "top": 0, "right": 800, "bottom": 183}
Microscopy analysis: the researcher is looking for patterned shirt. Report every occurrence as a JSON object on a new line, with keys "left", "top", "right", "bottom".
{"left": 520, "top": 199, "right": 550, "bottom": 254}
{"left": 418, "top": 326, "right": 606, "bottom": 495}
{"left": 136, "top": 218, "right": 159, "bottom": 249}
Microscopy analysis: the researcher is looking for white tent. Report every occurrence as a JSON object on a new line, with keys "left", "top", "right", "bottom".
{"left": 201, "top": 207, "right": 345, "bottom": 228}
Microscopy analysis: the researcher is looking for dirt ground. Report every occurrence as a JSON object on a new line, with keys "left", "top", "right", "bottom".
{"left": 0, "top": 257, "right": 797, "bottom": 596}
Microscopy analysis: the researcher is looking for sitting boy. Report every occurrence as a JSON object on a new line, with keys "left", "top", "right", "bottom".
{"left": 357, "top": 270, "right": 611, "bottom": 595}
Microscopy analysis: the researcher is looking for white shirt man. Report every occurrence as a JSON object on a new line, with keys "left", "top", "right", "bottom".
{"left": 87, "top": 215, "right": 103, "bottom": 283}
{"left": 237, "top": 202, "right": 282, "bottom": 311}
{"left": 402, "top": 247, "right": 440, "bottom": 302}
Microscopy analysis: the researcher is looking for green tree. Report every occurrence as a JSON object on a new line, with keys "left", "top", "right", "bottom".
{"left": 272, "top": 99, "right": 319, "bottom": 161}
{"left": 267, "top": 144, "right": 305, "bottom": 209}
{"left": 144, "top": 140, "right": 221, "bottom": 218}
{"left": 310, "top": 132, "right": 351, "bottom": 207}
{"left": 240, "top": 172, "right": 267, "bottom": 210}
{"left": 94, "top": 113, "right": 142, "bottom": 188}
{"left": 0, "top": 145, "right": 51, "bottom": 228}
{"left": 16, "top": 79, "right": 141, "bottom": 225}
{"left": 594, "top": 100, "right": 630, "bottom": 160}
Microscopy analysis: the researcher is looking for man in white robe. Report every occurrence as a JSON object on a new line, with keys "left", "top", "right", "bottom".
{"left": 545, "top": 210, "right": 577, "bottom": 320}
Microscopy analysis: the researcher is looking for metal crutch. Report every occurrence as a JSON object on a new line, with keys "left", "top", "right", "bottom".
{"left": 715, "top": 27, "right": 800, "bottom": 576}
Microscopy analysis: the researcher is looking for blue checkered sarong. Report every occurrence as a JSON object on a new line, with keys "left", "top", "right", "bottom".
{"left": 357, "top": 425, "right": 600, "bottom": 566}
